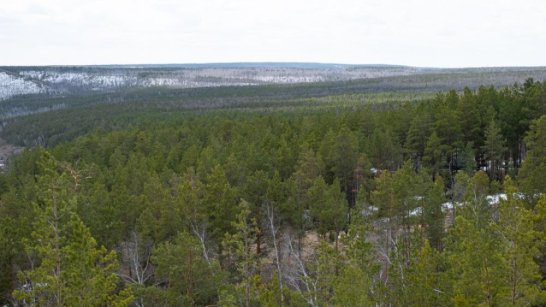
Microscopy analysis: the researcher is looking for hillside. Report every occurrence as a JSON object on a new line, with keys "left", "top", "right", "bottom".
{"left": 2, "top": 64, "right": 546, "bottom": 101}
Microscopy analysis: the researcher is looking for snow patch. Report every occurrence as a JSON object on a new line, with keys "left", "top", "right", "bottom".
{"left": 409, "top": 207, "right": 422, "bottom": 217}
{"left": 0, "top": 72, "right": 43, "bottom": 100}
{"left": 361, "top": 205, "right": 379, "bottom": 216}
{"left": 486, "top": 193, "right": 507, "bottom": 206}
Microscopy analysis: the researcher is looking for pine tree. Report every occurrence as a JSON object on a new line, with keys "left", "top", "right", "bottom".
{"left": 461, "top": 171, "right": 491, "bottom": 229}
{"left": 434, "top": 105, "right": 463, "bottom": 156}
{"left": 406, "top": 109, "right": 433, "bottom": 160}
{"left": 366, "top": 128, "right": 403, "bottom": 171}
{"left": 458, "top": 88, "right": 485, "bottom": 150}
{"left": 330, "top": 127, "right": 358, "bottom": 205}
{"left": 221, "top": 200, "right": 259, "bottom": 307}
{"left": 13, "top": 155, "right": 131, "bottom": 306}
{"left": 495, "top": 177, "right": 542, "bottom": 305}
{"left": 459, "top": 142, "right": 476, "bottom": 175}
{"left": 533, "top": 196, "right": 546, "bottom": 290}
{"left": 370, "top": 162, "right": 429, "bottom": 304}
{"left": 424, "top": 177, "right": 446, "bottom": 250}
{"left": 307, "top": 177, "right": 346, "bottom": 244}
{"left": 446, "top": 216, "right": 504, "bottom": 306}
{"left": 333, "top": 214, "right": 376, "bottom": 306}
{"left": 153, "top": 231, "right": 223, "bottom": 305}
{"left": 333, "top": 266, "right": 373, "bottom": 306}
{"left": 482, "top": 120, "right": 506, "bottom": 180}
{"left": 423, "top": 131, "right": 443, "bottom": 179}
{"left": 406, "top": 240, "right": 448, "bottom": 307}
{"left": 309, "top": 241, "right": 340, "bottom": 306}
{"left": 290, "top": 146, "right": 321, "bottom": 237}
{"left": 519, "top": 115, "right": 546, "bottom": 204}
{"left": 204, "top": 165, "right": 238, "bottom": 243}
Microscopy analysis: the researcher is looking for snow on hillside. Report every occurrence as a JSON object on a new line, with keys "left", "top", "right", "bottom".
{"left": 0, "top": 72, "right": 44, "bottom": 100}
{"left": 19, "top": 71, "right": 136, "bottom": 89}
{"left": 253, "top": 75, "right": 327, "bottom": 83}
{"left": 2, "top": 65, "right": 546, "bottom": 101}
{"left": 2, "top": 68, "right": 341, "bottom": 98}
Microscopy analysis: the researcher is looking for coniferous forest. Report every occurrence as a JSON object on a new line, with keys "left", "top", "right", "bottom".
{"left": 0, "top": 78, "right": 546, "bottom": 306}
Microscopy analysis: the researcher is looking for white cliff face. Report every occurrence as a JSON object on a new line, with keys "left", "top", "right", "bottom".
{"left": 0, "top": 72, "right": 44, "bottom": 100}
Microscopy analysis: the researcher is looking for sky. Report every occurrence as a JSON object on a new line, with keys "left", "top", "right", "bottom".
{"left": 1, "top": 0, "right": 545, "bottom": 67}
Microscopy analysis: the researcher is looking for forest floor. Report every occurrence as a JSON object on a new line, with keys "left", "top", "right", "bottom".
{"left": 0, "top": 138, "right": 23, "bottom": 170}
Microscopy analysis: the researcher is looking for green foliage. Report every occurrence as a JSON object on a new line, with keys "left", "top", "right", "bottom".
{"left": 307, "top": 177, "right": 347, "bottom": 238}
{"left": 446, "top": 216, "right": 505, "bottom": 306}
{"left": 221, "top": 200, "right": 260, "bottom": 307}
{"left": 405, "top": 241, "right": 448, "bottom": 306}
{"left": 333, "top": 266, "right": 373, "bottom": 306}
{"left": 366, "top": 128, "right": 403, "bottom": 171}
{"left": 444, "top": 177, "right": 545, "bottom": 306}
{"left": 519, "top": 115, "right": 546, "bottom": 203}
{"left": 153, "top": 231, "right": 223, "bottom": 305}
{"left": 423, "top": 131, "right": 443, "bottom": 178}
{"left": 533, "top": 196, "right": 546, "bottom": 284}
{"left": 1, "top": 80, "right": 545, "bottom": 305}
{"left": 205, "top": 165, "right": 239, "bottom": 242}
{"left": 405, "top": 107, "right": 434, "bottom": 158}
{"left": 495, "top": 177, "right": 542, "bottom": 305}
{"left": 12, "top": 155, "right": 131, "bottom": 306}
{"left": 459, "top": 171, "right": 492, "bottom": 229}
{"left": 333, "top": 216, "right": 376, "bottom": 305}
{"left": 459, "top": 142, "right": 477, "bottom": 175}
{"left": 319, "top": 126, "right": 358, "bottom": 201}
{"left": 482, "top": 120, "right": 506, "bottom": 180}
{"left": 424, "top": 177, "right": 446, "bottom": 250}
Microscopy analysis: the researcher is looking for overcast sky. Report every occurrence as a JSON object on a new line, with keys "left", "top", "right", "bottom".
{"left": 1, "top": 0, "right": 545, "bottom": 67}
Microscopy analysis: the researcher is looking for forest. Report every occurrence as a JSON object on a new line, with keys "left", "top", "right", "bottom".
{"left": 0, "top": 78, "right": 545, "bottom": 306}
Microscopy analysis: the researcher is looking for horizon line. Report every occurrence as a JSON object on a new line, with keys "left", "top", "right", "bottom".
{"left": 1, "top": 62, "right": 546, "bottom": 70}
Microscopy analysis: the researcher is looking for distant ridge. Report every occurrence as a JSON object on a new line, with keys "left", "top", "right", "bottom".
{"left": 2, "top": 62, "right": 414, "bottom": 70}
{"left": 2, "top": 63, "right": 546, "bottom": 101}
{"left": 101, "top": 63, "right": 415, "bottom": 69}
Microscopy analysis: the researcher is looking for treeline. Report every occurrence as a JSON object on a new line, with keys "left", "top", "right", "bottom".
{"left": 3, "top": 69, "right": 546, "bottom": 147}
{"left": 0, "top": 80, "right": 545, "bottom": 305}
